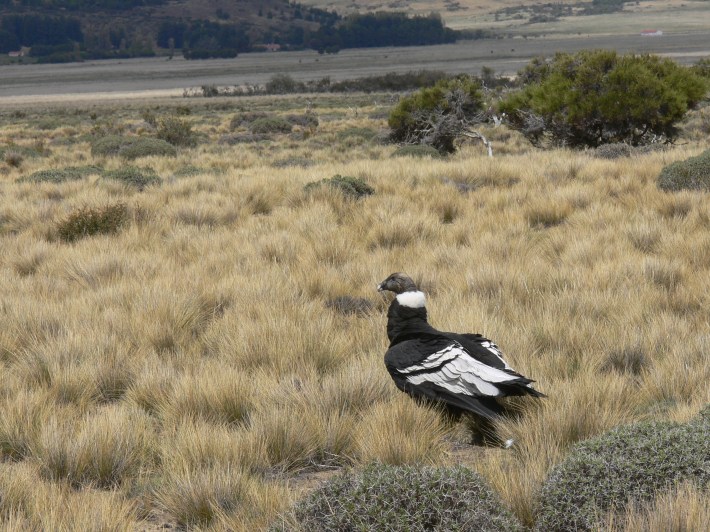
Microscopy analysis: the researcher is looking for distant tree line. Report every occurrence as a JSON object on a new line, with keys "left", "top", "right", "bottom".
{"left": 309, "top": 12, "right": 458, "bottom": 54}
{"left": 0, "top": 0, "right": 166, "bottom": 9}
{"left": 0, "top": 14, "right": 82, "bottom": 53}
{"left": 0, "top": 6, "right": 462, "bottom": 61}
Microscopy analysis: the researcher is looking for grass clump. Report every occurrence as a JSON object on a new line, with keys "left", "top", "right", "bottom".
{"left": 535, "top": 420, "right": 710, "bottom": 531}
{"left": 391, "top": 144, "right": 442, "bottom": 158}
{"left": 56, "top": 203, "right": 129, "bottom": 242}
{"left": 102, "top": 166, "right": 160, "bottom": 190}
{"left": 657, "top": 149, "right": 710, "bottom": 191}
{"left": 593, "top": 142, "right": 632, "bottom": 159}
{"left": 20, "top": 166, "right": 102, "bottom": 184}
{"left": 304, "top": 174, "right": 374, "bottom": 200}
{"left": 275, "top": 463, "right": 523, "bottom": 531}
{"left": 249, "top": 116, "right": 293, "bottom": 135}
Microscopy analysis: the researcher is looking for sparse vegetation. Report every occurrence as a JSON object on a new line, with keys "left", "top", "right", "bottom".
{"left": 1, "top": 85, "right": 709, "bottom": 530}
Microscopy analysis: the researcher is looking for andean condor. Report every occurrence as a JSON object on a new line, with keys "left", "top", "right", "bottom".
{"left": 378, "top": 273, "right": 544, "bottom": 422}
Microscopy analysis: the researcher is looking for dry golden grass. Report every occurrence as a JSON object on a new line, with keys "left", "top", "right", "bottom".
{"left": 0, "top": 94, "right": 709, "bottom": 529}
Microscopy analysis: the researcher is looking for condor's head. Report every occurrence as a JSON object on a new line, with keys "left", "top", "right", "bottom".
{"left": 377, "top": 273, "right": 426, "bottom": 308}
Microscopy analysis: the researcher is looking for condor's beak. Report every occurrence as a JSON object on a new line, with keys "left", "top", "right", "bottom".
{"left": 377, "top": 283, "right": 384, "bottom": 292}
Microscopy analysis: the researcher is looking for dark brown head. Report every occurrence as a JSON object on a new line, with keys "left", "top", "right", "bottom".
{"left": 377, "top": 273, "right": 419, "bottom": 294}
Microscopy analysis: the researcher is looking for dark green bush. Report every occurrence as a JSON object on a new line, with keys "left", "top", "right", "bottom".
{"left": 501, "top": 50, "right": 708, "bottom": 148}
{"left": 275, "top": 463, "right": 523, "bottom": 532}
{"left": 102, "top": 166, "right": 160, "bottom": 190}
{"left": 156, "top": 116, "right": 197, "bottom": 147}
{"left": 118, "top": 138, "right": 177, "bottom": 160}
{"left": 535, "top": 420, "right": 710, "bottom": 531}
{"left": 304, "top": 174, "right": 374, "bottom": 199}
{"left": 391, "top": 144, "right": 442, "bottom": 158}
{"left": 388, "top": 76, "right": 484, "bottom": 153}
{"left": 657, "top": 149, "right": 710, "bottom": 192}
{"left": 249, "top": 116, "right": 293, "bottom": 135}
{"left": 21, "top": 166, "right": 102, "bottom": 184}
{"left": 56, "top": 203, "right": 128, "bottom": 242}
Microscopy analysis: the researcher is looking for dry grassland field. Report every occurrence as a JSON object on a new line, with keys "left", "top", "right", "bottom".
{"left": 0, "top": 83, "right": 709, "bottom": 529}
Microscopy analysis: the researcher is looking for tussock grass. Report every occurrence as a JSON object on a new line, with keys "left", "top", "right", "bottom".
{"left": 1, "top": 95, "right": 709, "bottom": 530}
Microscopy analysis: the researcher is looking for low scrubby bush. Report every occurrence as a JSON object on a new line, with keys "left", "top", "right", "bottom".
{"left": 102, "top": 166, "right": 160, "bottom": 190}
{"left": 91, "top": 135, "right": 132, "bottom": 157}
{"left": 657, "top": 149, "right": 710, "bottom": 191}
{"left": 535, "top": 420, "right": 710, "bottom": 531}
{"left": 286, "top": 113, "right": 319, "bottom": 129}
{"left": 156, "top": 116, "right": 197, "bottom": 147}
{"left": 304, "top": 174, "right": 374, "bottom": 199}
{"left": 249, "top": 117, "right": 293, "bottom": 135}
{"left": 391, "top": 144, "right": 442, "bottom": 158}
{"left": 21, "top": 166, "right": 102, "bottom": 184}
{"left": 117, "top": 138, "right": 177, "bottom": 160}
{"left": 389, "top": 75, "right": 484, "bottom": 153}
{"left": 229, "top": 111, "right": 268, "bottom": 130}
{"left": 275, "top": 463, "right": 523, "bottom": 531}
{"left": 56, "top": 203, "right": 128, "bottom": 242}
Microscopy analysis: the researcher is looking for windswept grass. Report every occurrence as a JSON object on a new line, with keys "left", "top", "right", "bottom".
{"left": 0, "top": 93, "right": 708, "bottom": 529}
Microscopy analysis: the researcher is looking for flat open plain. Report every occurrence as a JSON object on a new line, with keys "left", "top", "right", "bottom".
{"left": 1, "top": 31, "right": 708, "bottom": 103}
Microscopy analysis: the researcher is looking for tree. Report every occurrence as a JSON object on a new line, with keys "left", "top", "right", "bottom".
{"left": 500, "top": 50, "right": 707, "bottom": 148}
{"left": 388, "top": 76, "right": 487, "bottom": 154}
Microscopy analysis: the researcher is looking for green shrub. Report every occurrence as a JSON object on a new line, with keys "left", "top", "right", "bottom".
{"left": 156, "top": 116, "right": 197, "bottom": 147}
{"left": 501, "top": 50, "right": 708, "bottom": 148}
{"left": 275, "top": 463, "right": 522, "bottom": 531}
{"left": 391, "top": 144, "right": 442, "bottom": 158}
{"left": 388, "top": 76, "right": 484, "bottom": 153}
{"left": 20, "top": 166, "right": 102, "bottom": 184}
{"left": 535, "top": 420, "right": 710, "bottom": 531}
{"left": 91, "top": 135, "right": 132, "bottom": 157}
{"left": 304, "top": 174, "right": 374, "bottom": 200}
{"left": 118, "top": 138, "right": 177, "bottom": 160}
{"left": 229, "top": 111, "right": 268, "bottom": 130}
{"left": 102, "top": 166, "right": 160, "bottom": 190}
{"left": 249, "top": 116, "right": 293, "bottom": 135}
{"left": 657, "top": 149, "right": 710, "bottom": 192}
{"left": 56, "top": 203, "right": 128, "bottom": 242}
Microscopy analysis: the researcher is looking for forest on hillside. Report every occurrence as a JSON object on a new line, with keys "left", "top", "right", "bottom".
{"left": 0, "top": 1, "right": 460, "bottom": 62}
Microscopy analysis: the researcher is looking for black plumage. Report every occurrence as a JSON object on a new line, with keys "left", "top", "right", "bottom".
{"left": 378, "top": 273, "right": 544, "bottom": 421}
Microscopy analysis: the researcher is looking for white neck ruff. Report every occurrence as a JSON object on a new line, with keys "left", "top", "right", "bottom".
{"left": 396, "top": 291, "right": 426, "bottom": 308}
